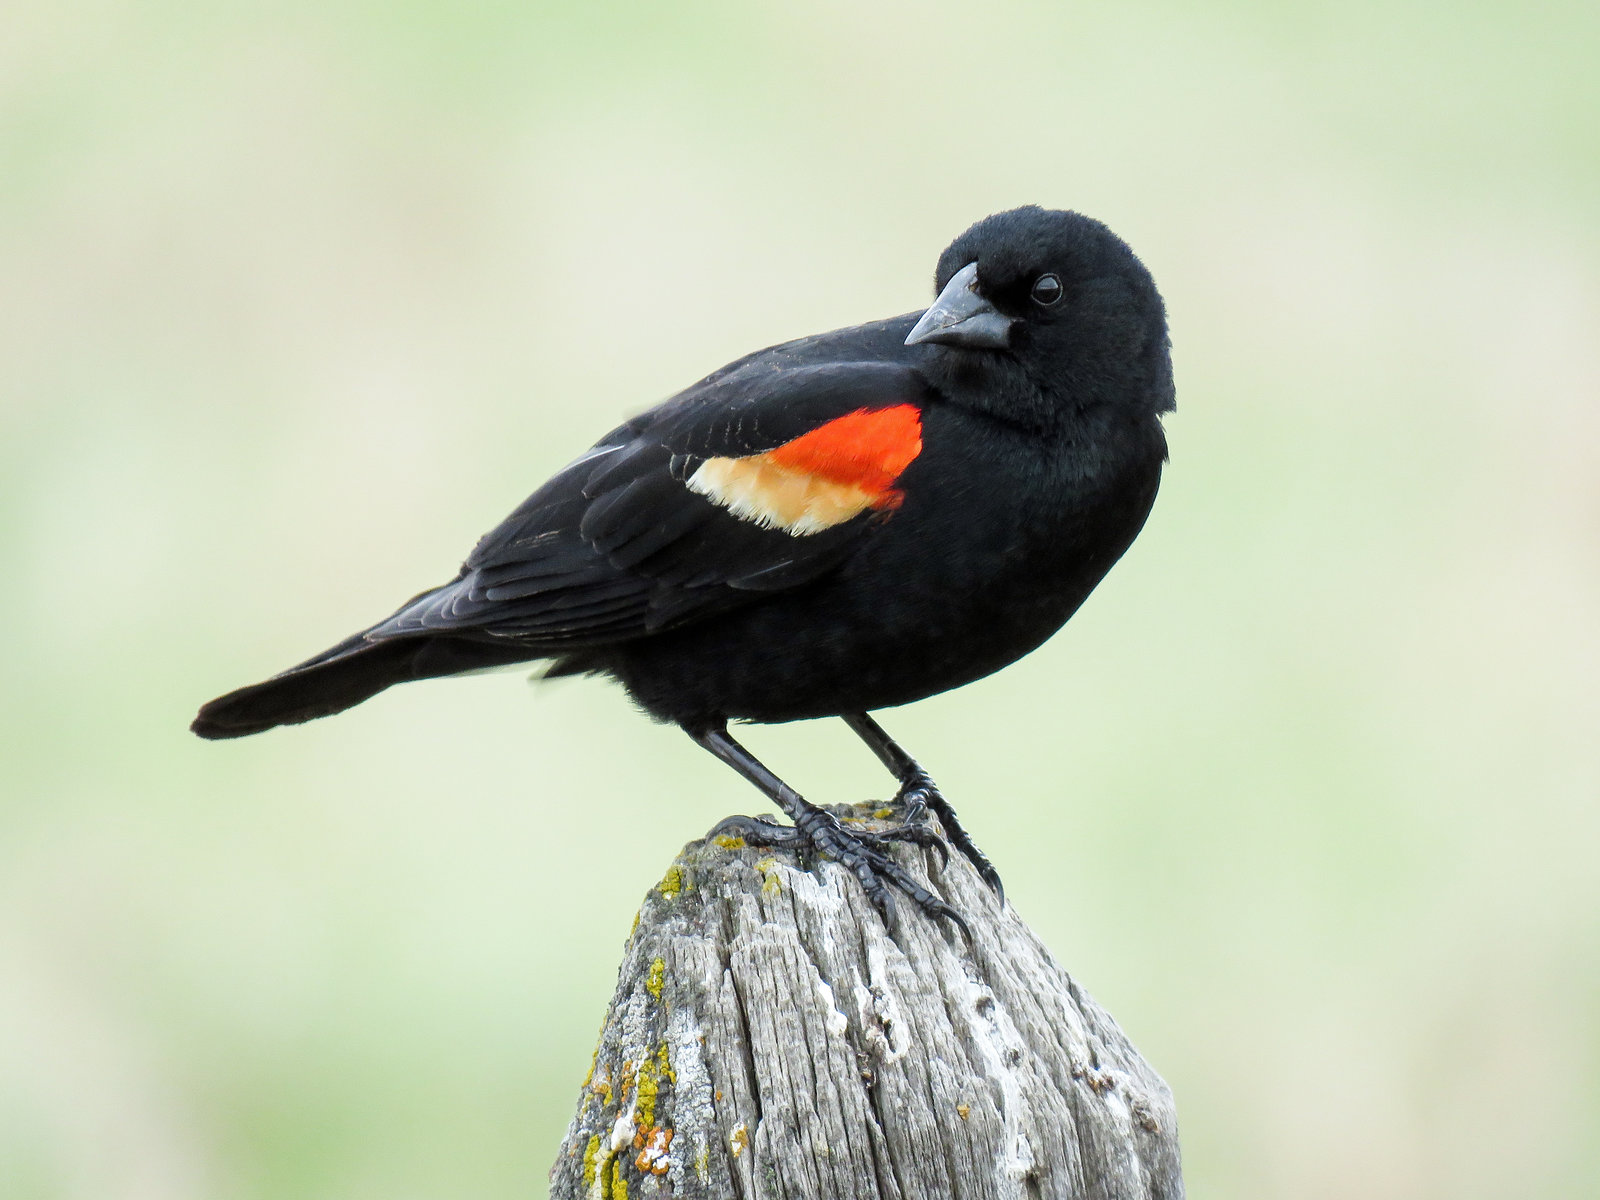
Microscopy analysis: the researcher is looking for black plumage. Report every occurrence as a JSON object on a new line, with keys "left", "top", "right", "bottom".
{"left": 194, "top": 206, "right": 1174, "bottom": 928}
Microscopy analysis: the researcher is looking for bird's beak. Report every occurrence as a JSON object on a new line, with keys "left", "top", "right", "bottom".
{"left": 905, "top": 261, "right": 1014, "bottom": 350}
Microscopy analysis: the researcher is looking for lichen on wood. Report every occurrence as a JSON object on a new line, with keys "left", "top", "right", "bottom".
{"left": 549, "top": 801, "right": 1183, "bottom": 1199}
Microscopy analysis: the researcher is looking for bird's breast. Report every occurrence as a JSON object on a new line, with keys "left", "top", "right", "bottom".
{"left": 874, "top": 408, "right": 1162, "bottom": 638}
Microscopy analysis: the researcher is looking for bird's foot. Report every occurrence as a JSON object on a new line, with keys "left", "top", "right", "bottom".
{"left": 708, "top": 808, "right": 948, "bottom": 870}
{"left": 852, "top": 801, "right": 950, "bottom": 870}
{"left": 895, "top": 769, "right": 1005, "bottom": 903}
{"left": 708, "top": 807, "right": 969, "bottom": 938}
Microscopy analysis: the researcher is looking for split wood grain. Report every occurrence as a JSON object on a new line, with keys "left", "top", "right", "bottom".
{"left": 550, "top": 802, "right": 1182, "bottom": 1200}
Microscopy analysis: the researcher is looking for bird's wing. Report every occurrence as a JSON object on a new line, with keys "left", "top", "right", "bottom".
{"left": 365, "top": 360, "right": 931, "bottom": 646}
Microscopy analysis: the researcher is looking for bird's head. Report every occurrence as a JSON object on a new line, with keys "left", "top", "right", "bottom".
{"left": 908, "top": 206, "right": 1175, "bottom": 426}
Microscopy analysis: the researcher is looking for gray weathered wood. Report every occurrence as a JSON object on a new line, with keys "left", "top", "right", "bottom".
{"left": 550, "top": 801, "right": 1182, "bottom": 1199}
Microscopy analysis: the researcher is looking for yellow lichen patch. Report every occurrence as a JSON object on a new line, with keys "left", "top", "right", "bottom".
{"left": 730, "top": 1122, "right": 750, "bottom": 1157}
{"left": 644, "top": 957, "right": 666, "bottom": 1001}
{"left": 957, "top": 1103, "right": 971, "bottom": 1120}
{"left": 657, "top": 864, "right": 684, "bottom": 898}
{"left": 873, "top": 808, "right": 895, "bottom": 820}
{"left": 590, "top": 1064, "right": 614, "bottom": 1107}
{"left": 582, "top": 1133, "right": 602, "bottom": 1187}
{"left": 713, "top": 835, "right": 746, "bottom": 849}
{"left": 635, "top": 1060, "right": 660, "bottom": 1127}
{"left": 583, "top": 1022, "right": 607, "bottom": 1093}
{"left": 753, "top": 857, "right": 782, "bottom": 895}
{"left": 634, "top": 1125, "right": 674, "bottom": 1175}
{"left": 605, "top": 1157, "right": 627, "bottom": 1199}
{"left": 632, "top": 1040, "right": 675, "bottom": 1131}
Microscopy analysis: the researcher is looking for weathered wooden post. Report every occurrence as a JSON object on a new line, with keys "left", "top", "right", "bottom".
{"left": 549, "top": 800, "right": 1182, "bottom": 1199}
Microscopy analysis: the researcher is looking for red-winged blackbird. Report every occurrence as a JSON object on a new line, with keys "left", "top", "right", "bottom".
{"left": 194, "top": 206, "right": 1174, "bottom": 931}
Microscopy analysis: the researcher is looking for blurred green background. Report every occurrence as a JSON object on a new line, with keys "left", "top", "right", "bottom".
{"left": 3, "top": 1, "right": 1598, "bottom": 1197}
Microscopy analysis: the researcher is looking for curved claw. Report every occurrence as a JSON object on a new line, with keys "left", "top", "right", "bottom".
{"left": 856, "top": 845, "right": 970, "bottom": 939}
{"left": 898, "top": 788, "right": 931, "bottom": 827}
{"left": 860, "top": 866, "right": 899, "bottom": 928}
{"left": 974, "top": 859, "right": 1005, "bottom": 906}
{"left": 822, "top": 819, "right": 968, "bottom": 937}
{"left": 892, "top": 773, "right": 1005, "bottom": 904}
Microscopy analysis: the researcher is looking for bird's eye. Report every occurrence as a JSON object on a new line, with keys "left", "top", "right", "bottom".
{"left": 1030, "top": 273, "right": 1064, "bottom": 306}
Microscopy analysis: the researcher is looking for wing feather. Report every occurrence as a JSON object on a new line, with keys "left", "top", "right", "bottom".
{"left": 361, "top": 358, "right": 931, "bottom": 649}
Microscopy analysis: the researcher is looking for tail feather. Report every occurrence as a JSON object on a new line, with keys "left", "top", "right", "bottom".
{"left": 191, "top": 633, "right": 537, "bottom": 739}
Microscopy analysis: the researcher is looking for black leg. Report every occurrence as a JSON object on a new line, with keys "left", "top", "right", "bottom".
{"left": 843, "top": 712, "right": 1005, "bottom": 903}
{"left": 688, "top": 722, "right": 968, "bottom": 936}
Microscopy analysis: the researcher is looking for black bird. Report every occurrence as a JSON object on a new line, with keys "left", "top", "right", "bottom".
{"left": 194, "top": 206, "right": 1174, "bottom": 930}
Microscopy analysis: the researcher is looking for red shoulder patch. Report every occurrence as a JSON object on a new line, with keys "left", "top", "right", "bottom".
{"left": 764, "top": 404, "right": 923, "bottom": 500}
{"left": 684, "top": 404, "right": 923, "bottom": 536}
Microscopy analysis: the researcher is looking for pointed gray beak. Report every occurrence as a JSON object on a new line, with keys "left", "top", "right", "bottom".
{"left": 905, "top": 261, "right": 1014, "bottom": 350}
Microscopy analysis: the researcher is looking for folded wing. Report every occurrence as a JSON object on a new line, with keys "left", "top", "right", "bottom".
{"left": 366, "top": 360, "right": 930, "bottom": 648}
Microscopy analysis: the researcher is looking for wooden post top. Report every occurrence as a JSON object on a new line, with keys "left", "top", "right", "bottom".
{"left": 549, "top": 802, "right": 1182, "bottom": 1200}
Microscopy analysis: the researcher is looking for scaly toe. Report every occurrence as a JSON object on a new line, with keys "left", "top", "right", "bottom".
{"left": 856, "top": 820, "right": 950, "bottom": 871}
{"left": 807, "top": 812, "right": 968, "bottom": 936}
{"left": 707, "top": 814, "right": 806, "bottom": 850}
{"left": 895, "top": 777, "right": 1005, "bottom": 904}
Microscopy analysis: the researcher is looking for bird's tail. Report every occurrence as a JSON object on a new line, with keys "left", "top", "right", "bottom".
{"left": 191, "top": 631, "right": 536, "bottom": 739}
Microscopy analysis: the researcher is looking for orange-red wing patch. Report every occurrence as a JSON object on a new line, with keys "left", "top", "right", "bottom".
{"left": 686, "top": 404, "right": 923, "bottom": 536}
{"left": 763, "top": 404, "right": 923, "bottom": 494}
